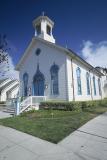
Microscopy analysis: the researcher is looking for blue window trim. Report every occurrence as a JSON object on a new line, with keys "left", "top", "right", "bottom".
{"left": 50, "top": 63, "right": 59, "bottom": 95}
{"left": 93, "top": 76, "right": 96, "bottom": 95}
{"left": 86, "top": 72, "right": 90, "bottom": 95}
{"left": 23, "top": 72, "right": 28, "bottom": 97}
{"left": 76, "top": 67, "right": 82, "bottom": 95}
{"left": 98, "top": 78, "right": 101, "bottom": 96}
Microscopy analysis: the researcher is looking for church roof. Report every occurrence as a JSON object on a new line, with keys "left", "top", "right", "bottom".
{"left": 0, "top": 80, "right": 17, "bottom": 92}
{"left": 33, "top": 16, "right": 54, "bottom": 27}
{"left": 0, "top": 79, "right": 7, "bottom": 84}
{"left": 6, "top": 83, "right": 19, "bottom": 93}
{"left": 16, "top": 37, "right": 103, "bottom": 76}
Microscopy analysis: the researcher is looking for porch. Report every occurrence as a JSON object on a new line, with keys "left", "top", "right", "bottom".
{"left": 17, "top": 96, "right": 47, "bottom": 115}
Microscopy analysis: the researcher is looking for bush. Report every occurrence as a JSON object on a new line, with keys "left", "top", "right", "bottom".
{"left": 40, "top": 101, "right": 81, "bottom": 111}
{"left": 40, "top": 99, "right": 107, "bottom": 111}
{"left": 0, "top": 101, "right": 5, "bottom": 104}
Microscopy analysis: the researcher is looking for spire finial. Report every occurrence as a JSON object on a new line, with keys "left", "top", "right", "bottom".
{"left": 42, "top": 11, "right": 45, "bottom": 16}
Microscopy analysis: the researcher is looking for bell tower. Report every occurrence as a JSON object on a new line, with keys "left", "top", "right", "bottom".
{"left": 33, "top": 14, "right": 55, "bottom": 43}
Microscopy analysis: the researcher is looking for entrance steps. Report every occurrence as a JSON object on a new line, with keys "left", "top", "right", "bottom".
{"left": 20, "top": 96, "right": 46, "bottom": 113}
{"left": 3, "top": 106, "right": 15, "bottom": 115}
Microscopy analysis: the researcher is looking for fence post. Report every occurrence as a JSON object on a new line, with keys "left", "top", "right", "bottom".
{"left": 31, "top": 96, "right": 32, "bottom": 107}
{"left": 16, "top": 98, "right": 20, "bottom": 115}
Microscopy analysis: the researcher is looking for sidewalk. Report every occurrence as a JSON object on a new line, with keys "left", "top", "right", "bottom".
{"left": 59, "top": 112, "right": 107, "bottom": 160}
{"left": 0, "top": 111, "right": 12, "bottom": 119}
{"left": 0, "top": 112, "right": 107, "bottom": 160}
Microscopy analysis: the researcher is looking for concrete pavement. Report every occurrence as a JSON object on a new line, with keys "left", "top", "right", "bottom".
{"left": 59, "top": 112, "right": 107, "bottom": 160}
{"left": 0, "top": 111, "right": 12, "bottom": 119}
{"left": 0, "top": 112, "right": 107, "bottom": 160}
{"left": 0, "top": 125, "right": 70, "bottom": 160}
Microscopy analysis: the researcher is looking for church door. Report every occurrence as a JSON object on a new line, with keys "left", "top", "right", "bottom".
{"left": 33, "top": 65, "right": 45, "bottom": 96}
{"left": 33, "top": 79, "right": 44, "bottom": 96}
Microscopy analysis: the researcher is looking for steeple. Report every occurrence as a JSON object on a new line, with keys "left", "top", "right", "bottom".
{"left": 33, "top": 14, "right": 55, "bottom": 43}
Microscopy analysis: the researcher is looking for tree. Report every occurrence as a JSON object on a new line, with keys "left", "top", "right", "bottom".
{"left": 0, "top": 34, "right": 12, "bottom": 79}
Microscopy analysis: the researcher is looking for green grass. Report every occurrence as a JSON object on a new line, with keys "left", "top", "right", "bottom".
{"left": 0, "top": 105, "right": 107, "bottom": 143}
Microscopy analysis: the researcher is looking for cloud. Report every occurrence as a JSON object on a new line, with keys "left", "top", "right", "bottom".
{"left": 81, "top": 40, "right": 107, "bottom": 68}
{"left": 0, "top": 50, "right": 19, "bottom": 80}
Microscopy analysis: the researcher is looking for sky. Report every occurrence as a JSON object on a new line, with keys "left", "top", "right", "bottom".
{"left": 0, "top": 0, "right": 107, "bottom": 79}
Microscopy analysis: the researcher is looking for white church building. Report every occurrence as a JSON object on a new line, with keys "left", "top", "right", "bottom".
{"left": 16, "top": 15, "right": 107, "bottom": 102}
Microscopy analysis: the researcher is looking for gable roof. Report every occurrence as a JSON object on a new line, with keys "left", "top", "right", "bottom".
{"left": 15, "top": 37, "right": 103, "bottom": 76}
{"left": 0, "top": 80, "right": 17, "bottom": 92}
{"left": 6, "top": 84, "right": 19, "bottom": 93}
{"left": 0, "top": 79, "right": 7, "bottom": 84}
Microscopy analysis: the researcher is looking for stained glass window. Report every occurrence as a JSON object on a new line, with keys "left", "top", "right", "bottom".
{"left": 50, "top": 63, "right": 59, "bottom": 95}
{"left": 76, "top": 67, "right": 82, "bottom": 95}
{"left": 98, "top": 78, "right": 101, "bottom": 96}
{"left": 93, "top": 76, "right": 96, "bottom": 95}
{"left": 86, "top": 72, "right": 90, "bottom": 95}
{"left": 23, "top": 73, "right": 28, "bottom": 97}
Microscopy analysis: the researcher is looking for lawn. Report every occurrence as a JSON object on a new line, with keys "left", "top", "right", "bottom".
{"left": 0, "top": 105, "right": 107, "bottom": 143}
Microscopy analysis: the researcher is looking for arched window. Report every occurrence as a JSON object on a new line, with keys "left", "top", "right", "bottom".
{"left": 93, "top": 76, "right": 96, "bottom": 95}
{"left": 23, "top": 73, "right": 28, "bottom": 97}
{"left": 50, "top": 63, "right": 59, "bottom": 95}
{"left": 76, "top": 67, "right": 82, "bottom": 95}
{"left": 47, "top": 25, "right": 51, "bottom": 35}
{"left": 98, "top": 78, "right": 101, "bottom": 96}
{"left": 86, "top": 72, "right": 90, "bottom": 95}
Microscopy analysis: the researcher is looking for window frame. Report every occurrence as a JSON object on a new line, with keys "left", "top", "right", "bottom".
{"left": 23, "top": 73, "right": 28, "bottom": 97}
{"left": 76, "top": 67, "right": 82, "bottom": 95}
{"left": 50, "top": 63, "right": 59, "bottom": 95}
{"left": 93, "top": 76, "right": 96, "bottom": 95}
{"left": 86, "top": 72, "right": 90, "bottom": 95}
{"left": 98, "top": 78, "right": 101, "bottom": 96}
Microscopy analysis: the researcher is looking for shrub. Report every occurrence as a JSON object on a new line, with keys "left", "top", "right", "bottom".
{"left": 40, "top": 101, "right": 81, "bottom": 111}
{"left": 0, "top": 101, "right": 5, "bottom": 104}
{"left": 40, "top": 99, "right": 107, "bottom": 111}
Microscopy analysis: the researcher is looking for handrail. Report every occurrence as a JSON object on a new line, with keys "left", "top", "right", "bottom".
{"left": 19, "top": 96, "right": 46, "bottom": 113}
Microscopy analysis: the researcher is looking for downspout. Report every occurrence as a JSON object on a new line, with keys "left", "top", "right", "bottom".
{"left": 89, "top": 70, "right": 93, "bottom": 100}
{"left": 71, "top": 59, "right": 75, "bottom": 101}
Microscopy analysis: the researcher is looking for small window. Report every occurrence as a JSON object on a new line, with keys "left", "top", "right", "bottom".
{"left": 93, "top": 76, "right": 96, "bottom": 95}
{"left": 23, "top": 73, "right": 28, "bottom": 97}
{"left": 47, "top": 25, "right": 51, "bottom": 35}
{"left": 98, "top": 78, "right": 101, "bottom": 96}
{"left": 86, "top": 72, "right": 90, "bottom": 95}
{"left": 36, "top": 24, "right": 41, "bottom": 35}
{"left": 76, "top": 67, "right": 82, "bottom": 95}
{"left": 50, "top": 63, "right": 59, "bottom": 95}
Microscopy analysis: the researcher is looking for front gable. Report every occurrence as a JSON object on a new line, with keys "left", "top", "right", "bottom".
{"left": 16, "top": 37, "right": 68, "bottom": 71}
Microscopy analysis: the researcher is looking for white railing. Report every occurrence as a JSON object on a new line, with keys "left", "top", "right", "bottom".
{"left": 19, "top": 96, "right": 46, "bottom": 113}
{"left": 32, "top": 96, "right": 47, "bottom": 105}
{"left": 20, "top": 96, "right": 31, "bottom": 113}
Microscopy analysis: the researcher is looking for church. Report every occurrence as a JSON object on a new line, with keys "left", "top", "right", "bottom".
{"left": 16, "top": 15, "right": 106, "bottom": 102}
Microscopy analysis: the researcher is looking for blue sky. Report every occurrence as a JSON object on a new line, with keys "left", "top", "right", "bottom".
{"left": 0, "top": 0, "right": 107, "bottom": 67}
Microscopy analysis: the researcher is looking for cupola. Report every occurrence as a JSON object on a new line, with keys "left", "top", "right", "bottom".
{"left": 33, "top": 14, "right": 55, "bottom": 43}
